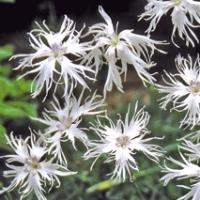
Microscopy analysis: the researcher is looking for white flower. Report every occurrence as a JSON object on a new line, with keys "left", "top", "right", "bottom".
{"left": 157, "top": 54, "right": 200, "bottom": 129}
{"left": 33, "top": 90, "right": 105, "bottom": 165}
{"left": 0, "top": 132, "right": 76, "bottom": 200}
{"left": 84, "top": 6, "right": 165, "bottom": 96}
{"left": 139, "top": 0, "right": 200, "bottom": 47}
{"left": 84, "top": 103, "right": 162, "bottom": 182}
{"left": 161, "top": 140, "right": 200, "bottom": 200}
{"left": 179, "top": 182, "right": 200, "bottom": 200}
{"left": 161, "top": 153, "right": 200, "bottom": 185}
{"left": 12, "top": 16, "right": 94, "bottom": 99}
{"left": 180, "top": 139, "right": 200, "bottom": 161}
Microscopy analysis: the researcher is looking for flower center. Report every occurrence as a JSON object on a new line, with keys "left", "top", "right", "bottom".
{"left": 116, "top": 135, "right": 130, "bottom": 148}
{"left": 57, "top": 116, "right": 73, "bottom": 131}
{"left": 172, "top": 0, "right": 182, "bottom": 6}
{"left": 64, "top": 116, "right": 73, "bottom": 129}
{"left": 25, "top": 157, "right": 40, "bottom": 170}
{"left": 111, "top": 36, "right": 120, "bottom": 47}
{"left": 189, "top": 81, "right": 200, "bottom": 95}
{"left": 31, "top": 160, "right": 40, "bottom": 169}
{"left": 51, "top": 43, "right": 64, "bottom": 58}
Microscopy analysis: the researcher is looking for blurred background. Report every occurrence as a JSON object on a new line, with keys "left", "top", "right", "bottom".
{"left": 0, "top": 0, "right": 199, "bottom": 199}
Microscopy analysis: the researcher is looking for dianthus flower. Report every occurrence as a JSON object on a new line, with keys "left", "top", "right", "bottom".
{"left": 84, "top": 103, "right": 162, "bottom": 182}
{"left": 33, "top": 90, "right": 105, "bottom": 165}
{"left": 0, "top": 132, "right": 76, "bottom": 200}
{"left": 12, "top": 16, "right": 94, "bottom": 99}
{"left": 84, "top": 6, "right": 165, "bottom": 95}
{"left": 139, "top": 0, "right": 200, "bottom": 47}
{"left": 157, "top": 54, "right": 200, "bottom": 129}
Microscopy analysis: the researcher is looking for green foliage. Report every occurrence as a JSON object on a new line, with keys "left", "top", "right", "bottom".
{"left": 0, "top": 45, "right": 37, "bottom": 149}
{"left": 0, "top": 77, "right": 33, "bottom": 100}
{"left": 86, "top": 180, "right": 120, "bottom": 194}
{"left": 0, "top": 45, "right": 14, "bottom": 60}
{"left": 0, "top": 101, "right": 37, "bottom": 118}
{"left": 0, "top": 124, "right": 7, "bottom": 148}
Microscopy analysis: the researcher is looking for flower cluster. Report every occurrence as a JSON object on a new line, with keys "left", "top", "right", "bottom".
{"left": 0, "top": 6, "right": 166, "bottom": 199}
{"left": 157, "top": 54, "right": 200, "bottom": 199}
{"left": 1, "top": 1, "right": 200, "bottom": 200}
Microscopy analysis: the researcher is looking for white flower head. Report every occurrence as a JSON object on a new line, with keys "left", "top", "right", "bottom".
{"left": 84, "top": 6, "right": 166, "bottom": 96}
{"left": 157, "top": 54, "right": 200, "bottom": 129}
{"left": 161, "top": 140, "right": 200, "bottom": 200}
{"left": 84, "top": 102, "right": 162, "bottom": 182}
{"left": 180, "top": 139, "right": 200, "bottom": 161}
{"left": 12, "top": 16, "right": 95, "bottom": 100}
{"left": 33, "top": 90, "right": 105, "bottom": 165}
{"left": 178, "top": 182, "right": 200, "bottom": 200}
{"left": 139, "top": 0, "right": 200, "bottom": 47}
{"left": 0, "top": 131, "right": 76, "bottom": 200}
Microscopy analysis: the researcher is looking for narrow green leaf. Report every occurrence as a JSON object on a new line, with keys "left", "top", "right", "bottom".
{"left": 0, "top": 124, "right": 6, "bottom": 135}
{"left": 0, "top": 102, "right": 26, "bottom": 118}
{"left": 0, "top": 76, "right": 13, "bottom": 100}
{"left": 0, "top": 101, "right": 37, "bottom": 118}
{"left": 163, "top": 143, "right": 179, "bottom": 152}
{"left": 0, "top": 77, "right": 32, "bottom": 99}
{"left": 134, "top": 167, "right": 160, "bottom": 179}
{"left": 7, "top": 101, "right": 38, "bottom": 118}
{"left": 0, "top": 64, "right": 11, "bottom": 76}
{"left": 14, "top": 78, "right": 32, "bottom": 96}
{"left": 86, "top": 180, "right": 119, "bottom": 194}
{"left": 0, "top": 45, "right": 14, "bottom": 61}
{"left": 0, "top": 124, "right": 7, "bottom": 148}
{"left": 0, "top": 101, "right": 37, "bottom": 119}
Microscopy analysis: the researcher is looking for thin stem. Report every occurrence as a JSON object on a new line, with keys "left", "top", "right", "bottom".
{"left": 133, "top": 182, "right": 145, "bottom": 200}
